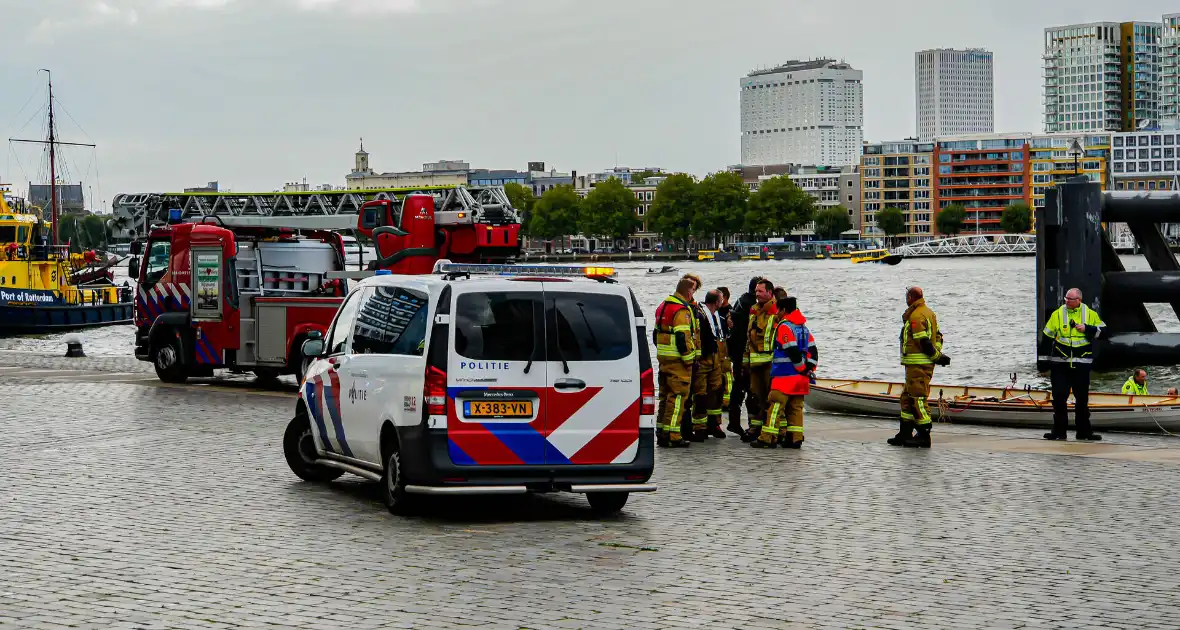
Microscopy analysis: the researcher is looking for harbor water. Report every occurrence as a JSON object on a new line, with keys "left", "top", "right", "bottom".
{"left": 3, "top": 256, "right": 1179, "bottom": 393}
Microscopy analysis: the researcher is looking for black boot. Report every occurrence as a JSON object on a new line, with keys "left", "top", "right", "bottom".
{"left": 656, "top": 430, "right": 670, "bottom": 448}
{"left": 1043, "top": 432, "right": 1066, "bottom": 441}
{"left": 707, "top": 420, "right": 727, "bottom": 439}
{"left": 741, "top": 427, "right": 761, "bottom": 443}
{"left": 726, "top": 422, "right": 745, "bottom": 437}
{"left": 904, "top": 424, "right": 931, "bottom": 448}
{"left": 689, "top": 431, "right": 708, "bottom": 443}
{"left": 887, "top": 421, "right": 914, "bottom": 447}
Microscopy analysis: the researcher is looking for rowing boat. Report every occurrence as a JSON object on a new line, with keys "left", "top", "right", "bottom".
{"left": 806, "top": 378, "right": 1180, "bottom": 432}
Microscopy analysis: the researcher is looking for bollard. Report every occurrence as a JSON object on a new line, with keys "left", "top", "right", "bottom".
{"left": 64, "top": 334, "right": 86, "bottom": 358}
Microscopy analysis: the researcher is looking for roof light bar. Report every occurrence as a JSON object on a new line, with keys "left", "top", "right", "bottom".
{"left": 432, "top": 260, "right": 617, "bottom": 279}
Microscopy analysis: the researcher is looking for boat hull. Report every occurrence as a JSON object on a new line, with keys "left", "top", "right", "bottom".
{"left": 806, "top": 378, "right": 1180, "bottom": 432}
{"left": 0, "top": 302, "right": 134, "bottom": 332}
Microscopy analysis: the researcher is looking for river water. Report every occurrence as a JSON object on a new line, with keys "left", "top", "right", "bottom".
{"left": 4, "top": 256, "right": 1179, "bottom": 393}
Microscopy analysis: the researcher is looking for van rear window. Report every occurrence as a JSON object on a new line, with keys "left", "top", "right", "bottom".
{"left": 547, "top": 293, "right": 632, "bottom": 362}
{"left": 455, "top": 292, "right": 539, "bottom": 361}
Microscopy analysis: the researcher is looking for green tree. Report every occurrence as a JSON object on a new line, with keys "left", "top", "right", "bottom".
{"left": 527, "top": 185, "right": 580, "bottom": 241}
{"left": 628, "top": 170, "right": 661, "bottom": 185}
{"left": 745, "top": 175, "right": 815, "bottom": 238}
{"left": 1001, "top": 202, "right": 1033, "bottom": 233}
{"left": 647, "top": 173, "right": 697, "bottom": 249}
{"left": 503, "top": 182, "right": 536, "bottom": 214}
{"left": 877, "top": 207, "right": 907, "bottom": 245}
{"left": 812, "top": 206, "right": 853, "bottom": 240}
{"left": 580, "top": 177, "right": 640, "bottom": 245}
{"left": 691, "top": 171, "right": 748, "bottom": 246}
{"left": 935, "top": 204, "right": 966, "bottom": 235}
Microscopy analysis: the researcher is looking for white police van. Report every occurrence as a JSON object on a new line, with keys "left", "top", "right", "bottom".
{"left": 282, "top": 261, "right": 657, "bottom": 515}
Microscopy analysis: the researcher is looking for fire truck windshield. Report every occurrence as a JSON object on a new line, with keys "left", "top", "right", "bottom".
{"left": 144, "top": 240, "right": 171, "bottom": 284}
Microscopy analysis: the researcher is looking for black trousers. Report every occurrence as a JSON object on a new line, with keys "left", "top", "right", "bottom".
{"left": 1050, "top": 364, "right": 1093, "bottom": 436}
{"left": 728, "top": 359, "right": 749, "bottom": 427}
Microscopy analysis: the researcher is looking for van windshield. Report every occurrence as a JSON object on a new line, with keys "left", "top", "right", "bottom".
{"left": 455, "top": 292, "right": 538, "bottom": 361}
{"left": 547, "top": 293, "right": 632, "bottom": 362}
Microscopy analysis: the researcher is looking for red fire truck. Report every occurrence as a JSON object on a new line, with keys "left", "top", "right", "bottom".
{"left": 132, "top": 192, "right": 521, "bottom": 383}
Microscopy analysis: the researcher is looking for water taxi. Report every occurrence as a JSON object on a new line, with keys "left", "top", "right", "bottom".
{"left": 697, "top": 249, "right": 740, "bottom": 262}
{"left": 848, "top": 248, "right": 903, "bottom": 265}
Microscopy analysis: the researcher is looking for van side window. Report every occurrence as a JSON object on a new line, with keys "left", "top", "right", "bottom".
{"left": 455, "top": 292, "right": 539, "bottom": 361}
{"left": 351, "top": 286, "right": 430, "bottom": 356}
{"left": 547, "top": 293, "right": 632, "bottom": 362}
{"left": 326, "top": 289, "right": 364, "bottom": 355}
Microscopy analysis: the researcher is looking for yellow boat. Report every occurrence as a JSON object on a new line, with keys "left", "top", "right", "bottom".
{"left": 849, "top": 248, "right": 903, "bottom": 265}
{"left": 830, "top": 252, "right": 851, "bottom": 260}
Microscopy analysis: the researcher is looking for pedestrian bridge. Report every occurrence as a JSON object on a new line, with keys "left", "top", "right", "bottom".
{"left": 894, "top": 234, "right": 1036, "bottom": 258}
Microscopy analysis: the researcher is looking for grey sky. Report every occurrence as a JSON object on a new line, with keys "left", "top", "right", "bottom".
{"left": 2, "top": 0, "right": 1177, "bottom": 208}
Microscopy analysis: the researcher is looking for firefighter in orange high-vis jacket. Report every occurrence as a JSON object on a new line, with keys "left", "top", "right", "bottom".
{"left": 753, "top": 295, "right": 817, "bottom": 448}
{"left": 654, "top": 277, "right": 699, "bottom": 448}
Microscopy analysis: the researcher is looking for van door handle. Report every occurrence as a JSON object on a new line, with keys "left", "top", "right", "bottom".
{"left": 554, "top": 378, "right": 586, "bottom": 390}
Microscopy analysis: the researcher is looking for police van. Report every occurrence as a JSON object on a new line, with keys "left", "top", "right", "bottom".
{"left": 282, "top": 261, "right": 657, "bottom": 515}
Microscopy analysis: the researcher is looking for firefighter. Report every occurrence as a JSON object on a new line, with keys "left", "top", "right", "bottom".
{"left": 726, "top": 277, "right": 761, "bottom": 437}
{"left": 1039, "top": 287, "right": 1106, "bottom": 441}
{"left": 753, "top": 295, "right": 817, "bottom": 449}
{"left": 687, "top": 289, "right": 727, "bottom": 440}
{"left": 743, "top": 278, "right": 778, "bottom": 442}
{"left": 712, "top": 288, "right": 734, "bottom": 435}
{"left": 654, "top": 277, "right": 699, "bottom": 448}
{"left": 890, "top": 286, "right": 951, "bottom": 448}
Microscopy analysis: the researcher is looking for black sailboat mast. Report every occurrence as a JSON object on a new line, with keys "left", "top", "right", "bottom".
{"left": 47, "top": 70, "right": 57, "bottom": 246}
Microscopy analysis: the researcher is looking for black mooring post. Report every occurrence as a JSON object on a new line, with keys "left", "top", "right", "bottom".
{"left": 1037, "top": 178, "right": 1103, "bottom": 371}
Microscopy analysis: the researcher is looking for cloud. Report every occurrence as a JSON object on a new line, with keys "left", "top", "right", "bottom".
{"left": 293, "top": 0, "right": 421, "bottom": 13}
{"left": 30, "top": 1, "right": 140, "bottom": 41}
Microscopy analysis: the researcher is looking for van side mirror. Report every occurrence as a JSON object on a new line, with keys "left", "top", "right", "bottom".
{"left": 301, "top": 333, "right": 325, "bottom": 359}
{"left": 130, "top": 241, "right": 143, "bottom": 255}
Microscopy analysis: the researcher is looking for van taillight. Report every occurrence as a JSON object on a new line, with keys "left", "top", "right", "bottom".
{"left": 640, "top": 368, "right": 655, "bottom": 415}
{"left": 425, "top": 365, "right": 447, "bottom": 415}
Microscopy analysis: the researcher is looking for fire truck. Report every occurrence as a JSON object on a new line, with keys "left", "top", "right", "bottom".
{"left": 132, "top": 192, "right": 521, "bottom": 383}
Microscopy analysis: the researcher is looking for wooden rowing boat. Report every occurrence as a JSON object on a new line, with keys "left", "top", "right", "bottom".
{"left": 806, "top": 378, "right": 1180, "bottom": 432}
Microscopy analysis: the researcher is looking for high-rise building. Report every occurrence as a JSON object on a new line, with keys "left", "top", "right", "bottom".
{"left": 1164, "top": 14, "right": 1180, "bottom": 120}
{"left": 915, "top": 48, "right": 994, "bottom": 140}
{"left": 1043, "top": 21, "right": 1161, "bottom": 133}
{"left": 740, "top": 59, "right": 863, "bottom": 167}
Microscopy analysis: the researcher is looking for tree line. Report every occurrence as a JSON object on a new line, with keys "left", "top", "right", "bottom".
{"left": 504, "top": 173, "right": 855, "bottom": 249}
{"left": 872, "top": 202, "right": 1033, "bottom": 242}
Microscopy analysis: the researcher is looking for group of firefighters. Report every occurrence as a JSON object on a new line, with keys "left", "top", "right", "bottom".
{"left": 653, "top": 274, "right": 951, "bottom": 449}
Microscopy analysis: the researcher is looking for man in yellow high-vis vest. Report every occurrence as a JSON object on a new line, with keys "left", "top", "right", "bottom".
{"left": 1038, "top": 287, "right": 1106, "bottom": 441}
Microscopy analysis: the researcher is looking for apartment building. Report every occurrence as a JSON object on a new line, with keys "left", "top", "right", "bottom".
{"left": 860, "top": 140, "right": 936, "bottom": 241}
{"left": 915, "top": 48, "right": 994, "bottom": 140}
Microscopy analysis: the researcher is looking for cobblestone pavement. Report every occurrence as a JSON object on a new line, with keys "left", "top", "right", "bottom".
{"left": 3, "top": 355, "right": 1180, "bottom": 629}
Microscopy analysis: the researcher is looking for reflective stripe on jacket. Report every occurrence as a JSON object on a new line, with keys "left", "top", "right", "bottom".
{"left": 770, "top": 310, "right": 815, "bottom": 395}
{"left": 900, "top": 298, "right": 943, "bottom": 366}
{"left": 1122, "top": 376, "right": 1148, "bottom": 396}
{"left": 654, "top": 294, "right": 698, "bottom": 362}
{"left": 745, "top": 299, "right": 778, "bottom": 365}
{"left": 1041, "top": 304, "right": 1104, "bottom": 365}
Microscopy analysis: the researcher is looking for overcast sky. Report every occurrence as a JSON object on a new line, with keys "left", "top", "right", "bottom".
{"left": 2, "top": 0, "right": 1178, "bottom": 209}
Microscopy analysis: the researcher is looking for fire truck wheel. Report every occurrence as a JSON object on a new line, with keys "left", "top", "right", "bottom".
{"left": 586, "top": 492, "right": 629, "bottom": 515}
{"left": 253, "top": 369, "right": 281, "bottom": 385}
{"left": 283, "top": 411, "right": 344, "bottom": 483}
{"left": 153, "top": 337, "right": 188, "bottom": 384}
{"left": 381, "top": 434, "right": 414, "bottom": 515}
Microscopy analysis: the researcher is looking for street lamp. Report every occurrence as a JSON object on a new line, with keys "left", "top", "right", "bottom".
{"left": 1068, "top": 138, "right": 1085, "bottom": 177}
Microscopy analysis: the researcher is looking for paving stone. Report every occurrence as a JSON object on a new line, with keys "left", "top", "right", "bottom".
{"left": 2, "top": 357, "right": 1180, "bottom": 629}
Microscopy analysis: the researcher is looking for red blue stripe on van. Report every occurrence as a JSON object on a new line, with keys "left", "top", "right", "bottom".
{"left": 446, "top": 386, "right": 640, "bottom": 466}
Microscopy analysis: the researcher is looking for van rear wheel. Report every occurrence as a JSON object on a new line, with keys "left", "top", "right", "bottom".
{"left": 381, "top": 438, "right": 415, "bottom": 515}
{"left": 283, "top": 411, "right": 343, "bottom": 483}
{"left": 586, "top": 492, "right": 629, "bottom": 515}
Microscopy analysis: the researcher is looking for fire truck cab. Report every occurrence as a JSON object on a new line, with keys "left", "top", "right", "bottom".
{"left": 133, "top": 216, "right": 350, "bottom": 383}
